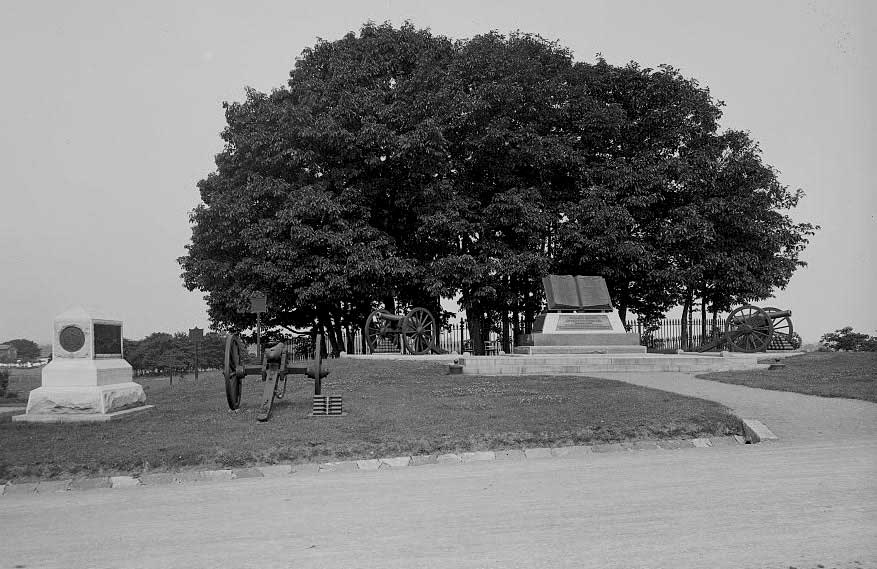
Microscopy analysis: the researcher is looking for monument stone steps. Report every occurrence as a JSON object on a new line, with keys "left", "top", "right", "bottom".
{"left": 459, "top": 353, "right": 766, "bottom": 375}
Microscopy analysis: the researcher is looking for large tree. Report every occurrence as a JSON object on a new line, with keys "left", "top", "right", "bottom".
{"left": 180, "top": 22, "right": 816, "bottom": 354}
{"left": 427, "top": 31, "right": 600, "bottom": 350}
{"left": 181, "top": 23, "right": 456, "bottom": 353}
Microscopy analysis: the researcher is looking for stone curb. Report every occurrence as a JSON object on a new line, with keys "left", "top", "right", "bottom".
{"left": 495, "top": 449, "right": 526, "bottom": 461}
{"left": 259, "top": 465, "right": 293, "bottom": 477}
{"left": 740, "top": 418, "right": 779, "bottom": 443}
{"left": 461, "top": 451, "right": 495, "bottom": 463}
{"left": 551, "top": 445, "right": 592, "bottom": 458}
{"left": 70, "top": 477, "right": 112, "bottom": 490}
{"left": 380, "top": 456, "right": 412, "bottom": 469}
{"left": 0, "top": 434, "right": 762, "bottom": 497}
{"left": 232, "top": 467, "right": 264, "bottom": 479}
{"left": 591, "top": 443, "right": 626, "bottom": 454}
{"left": 524, "top": 447, "right": 553, "bottom": 459}
{"left": 411, "top": 454, "right": 439, "bottom": 466}
{"left": 36, "top": 479, "right": 72, "bottom": 494}
{"left": 110, "top": 476, "right": 141, "bottom": 489}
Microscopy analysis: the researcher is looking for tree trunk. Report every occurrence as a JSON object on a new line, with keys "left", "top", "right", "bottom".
{"left": 700, "top": 292, "right": 708, "bottom": 342}
{"left": 711, "top": 306, "right": 720, "bottom": 343}
{"left": 511, "top": 276, "right": 521, "bottom": 347}
{"left": 480, "top": 311, "right": 492, "bottom": 354}
{"left": 467, "top": 308, "right": 484, "bottom": 355}
{"left": 680, "top": 288, "right": 693, "bottom": 351}
{"left": 501, "top": 309, "right": 510, "bottom": 353}
{"left": 318, "top": 313, "right": 342, "bottom": 357}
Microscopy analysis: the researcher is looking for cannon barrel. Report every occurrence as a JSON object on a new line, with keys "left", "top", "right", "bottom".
{"left": 730, "top": 308, "right": 791, "bottom": 324}
{"left": 376, "top": 311, "right": 405, "bottom": 322}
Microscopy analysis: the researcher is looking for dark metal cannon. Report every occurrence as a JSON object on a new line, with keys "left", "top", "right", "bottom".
{"left": 223, "top": 334, "right": 329, "bottom": 422}
{"left": 697, "top": 304, "right": 797, "bottom": 353}
{"left": 364, "top": 307, "right": 445, "bottom": 355}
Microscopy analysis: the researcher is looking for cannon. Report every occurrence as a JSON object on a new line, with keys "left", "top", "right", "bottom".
{"left": 223, "top": 334, "right": 329, "bottom": 422}
{"left": 697, "top": 304, "right": 797, "bottom": 353}
{"left": 364, "top": 307, "right": 445, "bottom": 355}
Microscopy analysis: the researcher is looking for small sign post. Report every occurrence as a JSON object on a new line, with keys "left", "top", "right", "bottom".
{"left": 189, "top": 327, "right": 203, "bottom": 380}
{"left": 249, "top": 291, "right": 267, "bottom": 359}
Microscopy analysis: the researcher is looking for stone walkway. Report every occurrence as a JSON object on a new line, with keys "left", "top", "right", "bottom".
{"left": 590, "top": 371, "right": 877, "bottom": 444}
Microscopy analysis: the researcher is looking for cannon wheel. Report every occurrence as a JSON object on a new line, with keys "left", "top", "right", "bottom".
{"left": 763, "top": 307, "right": 794, "bottom": 349}
{"left": 726, "top": 305, "right": 774, "bottom": 353}
{"left": 365, "top": 309, "right": 392, "bottom": 354}
{"left": 401, "top": 307, "right": 437, "bottom": 355}
{"left": 224, "top": 334, "right": 245, "bottom": 410}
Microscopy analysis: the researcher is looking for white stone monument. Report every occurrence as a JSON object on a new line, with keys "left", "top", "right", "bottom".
{"left": 14, "top": 306, "right": 151, "bottom": 423}
{"left": 515, "top": 275, "right": 646, "bottom": 355}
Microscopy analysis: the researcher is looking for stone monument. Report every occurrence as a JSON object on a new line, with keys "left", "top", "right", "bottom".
{"left": 515, "top": 275, "right": 646, "bottom": 355}
{"left": 14, "top": 306, "right": 151, "bottom": 423}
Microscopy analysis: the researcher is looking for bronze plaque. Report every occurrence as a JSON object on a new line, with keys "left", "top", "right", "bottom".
{"left": 59, "top": 325, "right": 86, "bottom": 352}
{"left": 93, "top": 323, "right": 122, "bottom": 355}
{"left": 556, "top": 314, "right": 613, "bottom": 330}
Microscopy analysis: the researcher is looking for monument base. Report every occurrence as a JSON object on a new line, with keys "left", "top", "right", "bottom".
{"left": 41, "top": 358, "right": 134, "bottom": 388}
{"left": 516, "top": 332, "right": 646, "bottom": 354}
{"left": 12, "top": 405, "right": 154, "bottom": 423}
{"left": 514, "top": 345, "right": 646, "bottom": 355}
{"left": 518, "top": 332, "right": 642, "bottom": 346}
{"left": 21, "top": 382, "right": 147, "bottom": 416}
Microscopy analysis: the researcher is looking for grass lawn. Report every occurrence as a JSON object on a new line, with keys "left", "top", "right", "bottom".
{"left": 0, "top": 359, "right": 741, "bottom": 481}
{"left": 698, "top": 352, "right": 877, "bottom": 403}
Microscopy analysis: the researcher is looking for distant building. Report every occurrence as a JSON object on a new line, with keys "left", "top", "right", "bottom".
{"left": 0, "top": 344, "right": 18, "bottom": 362}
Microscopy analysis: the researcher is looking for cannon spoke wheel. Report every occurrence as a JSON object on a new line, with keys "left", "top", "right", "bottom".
{"left": 224, "top": 334, "right": 245, "bottom": 410}
{"left": 402, "top": 307, "right": 437, "bottom": 355}
{"left": 763, "top": 307, "right": 795, "bottom": 349}
{"left": 726, "top": 305, "right": 773, "bottom": 353}
{"left": 365, "top": 309, "right": 392, "bottom": 354}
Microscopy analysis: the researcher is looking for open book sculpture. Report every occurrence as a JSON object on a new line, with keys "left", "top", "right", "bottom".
{"left": 542, "top": 275, "right": 613, "bottom": 311}
{"left": 515, "top": 275, "right": 645, "bottom": 355}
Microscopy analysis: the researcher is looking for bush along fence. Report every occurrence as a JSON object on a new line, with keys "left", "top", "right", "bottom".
{"left": 279, "top": 315, "right": 800, "bottom": 358}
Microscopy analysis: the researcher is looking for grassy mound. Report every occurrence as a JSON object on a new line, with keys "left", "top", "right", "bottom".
{"left": 1, "top": 359, "right": 741, "bottom": 481}
{"left": 698, "top": 352, "right": 877, "bottom": 402}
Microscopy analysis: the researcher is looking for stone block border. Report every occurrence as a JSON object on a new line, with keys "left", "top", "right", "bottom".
{"left": 1, "top": 433, "right": 766, "bottom": 498}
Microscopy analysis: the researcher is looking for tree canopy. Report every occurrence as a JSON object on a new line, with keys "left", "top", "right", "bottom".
{"left": 180, "top": 22, "right": 816, "bottom": 354}
{"left": 820, "top": 327, "right": 877, "bottom": 352}
{"left": 124, "top": 331, "right": 227, "bottom": 375}
{"left": 1, "top": 338, "right": 41, "bottom": 361}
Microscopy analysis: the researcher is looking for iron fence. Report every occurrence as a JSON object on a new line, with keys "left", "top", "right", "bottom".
{"left": 629, "top": 317, "right": 726, "bottom": 352}
{"left": 278, "top": 313, "right": 796, "bottom": 357}
{"left": 344, "top": 321, "right": 504, "bottom": 355}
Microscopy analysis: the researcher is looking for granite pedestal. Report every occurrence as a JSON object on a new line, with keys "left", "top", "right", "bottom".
{"left": 514, "top": 276, "right": 645, "bottom": 355}
{"left": 14, "top": 306, "right": 151, "bottom": 423}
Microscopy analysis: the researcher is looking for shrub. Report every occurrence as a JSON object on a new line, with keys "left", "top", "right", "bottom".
{"left": 0, "top": 368, "right": 8, "bottom": 398}
{"left": 820, "top": 327, "right": 877, "bottom": 352}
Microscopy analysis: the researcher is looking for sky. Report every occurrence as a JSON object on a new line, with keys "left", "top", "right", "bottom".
{"left": 0, "top": 0, "right": 874, "bottom": 345}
